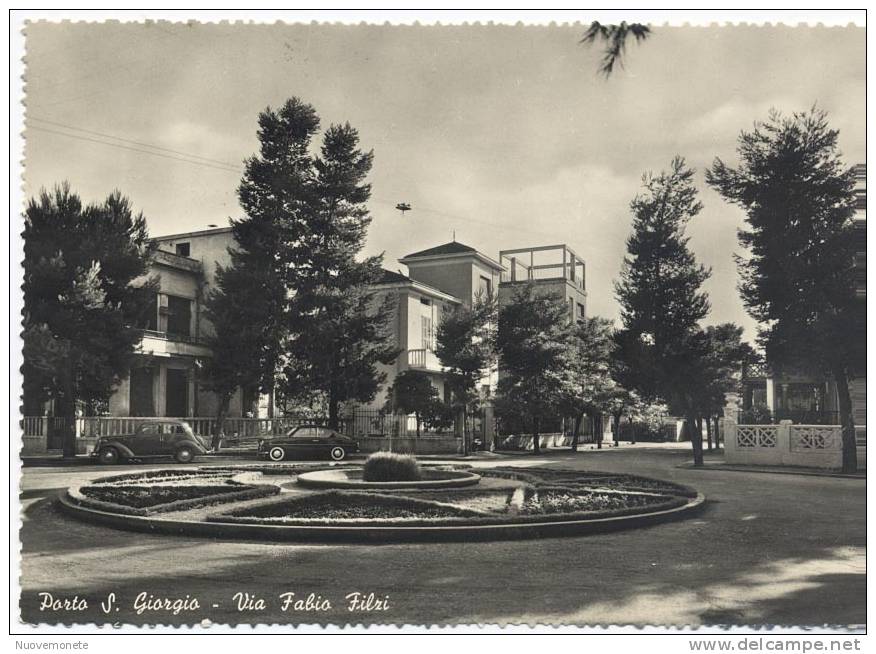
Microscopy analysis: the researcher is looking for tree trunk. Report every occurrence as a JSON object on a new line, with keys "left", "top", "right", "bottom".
{"left": 570, "top": 413, "right": 583, "bottom": 451}
{"left": 212, "top": 394, "right": 231, "bottom": 451}
{"left": 461, "top": 405, "right": 469, "bottom": 456}
{"left": 328, "top": 383, "right": 339, "bottom": 430}
{"left": 705, "top": 415, "right": 713, "bottom": 451}
{"left": 57, "top": 386, "right": 77, "bottom": 459}
{"left": 595, "top": 414, "right": 603, "bottom": 449}
{"left": 688, "top": 413, "right": 704, "bottom": 467}
{"left": 832, "top": 365, "right": 858, "bottom": 474}
{"left": 415, "top": 411, "right": 421, "bottom": 438}
{"left": 715, "top": 416, "right": 721, "bottom": 448}
{"left": 532, "top": 416, "right": 541, "bottom": 454}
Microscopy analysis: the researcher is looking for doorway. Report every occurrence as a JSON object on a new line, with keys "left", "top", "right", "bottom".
{"left": 165, "top": 368, "right": 189, "bottom": 417}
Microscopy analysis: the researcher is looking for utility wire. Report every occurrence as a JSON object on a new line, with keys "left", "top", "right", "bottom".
{"left": 28, "top": 120, "right": 565, "bottom": 242}
{"left": 27, "top": 125, "right": 242, "bottom": 174}
{"left": 28, "top": 117, "right": 244, "bottom": 169}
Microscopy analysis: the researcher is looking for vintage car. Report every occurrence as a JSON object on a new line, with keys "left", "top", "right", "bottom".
{"left": 91, "top": 418, "right": 211, "bottom": 464}
{"left": 257, "top": 425, "right": 359, "bottom": 461}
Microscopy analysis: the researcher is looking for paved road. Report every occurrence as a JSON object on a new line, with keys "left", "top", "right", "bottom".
{"left": 17, "top": 445, "right": 866, "bottom": 628}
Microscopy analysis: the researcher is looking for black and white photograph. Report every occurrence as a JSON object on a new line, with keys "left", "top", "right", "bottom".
{"left": 9, "top": 8, "right": 868, "bottom": 640}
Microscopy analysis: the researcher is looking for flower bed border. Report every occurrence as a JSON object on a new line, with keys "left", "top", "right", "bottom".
{"left": 66, "top": 483, "right": 280, "bottom": 516}
{"left": 207, "top": 488, "right": 686, "bottom": 527}
{"left": 58, "top": 489, "right": 705, "bottom": 542}
{"left": 295, "top": 468, "right": 482, "bottom": 490}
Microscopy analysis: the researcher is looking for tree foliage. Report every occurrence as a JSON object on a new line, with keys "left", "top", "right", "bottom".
{"left": 558, "top": 316, "right": 618, "bottom": 449}
{"left": 495, "top": 284, "right": 571, "bottom": 454}
{"left": 206, "top": 98, "right": 397, "bottom": 426}
{"left": 581, "top": 21, "right": 651, "bottom": 76}
{"left": 615, "top": 157, "right": 718, "bottom": 465}
{"left": 22, "top": 183, "right": 156, "bottom": 456}
{"left": 706, "top": 107, "right": 861, "bottom": 471}
{"left": 384, "top": 370, "right": 441, "bottom": 437}
{"left": 435, "top": 292, "right": 496, "bottom": 452}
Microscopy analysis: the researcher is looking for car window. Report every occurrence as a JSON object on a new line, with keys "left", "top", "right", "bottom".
{"left": 173, "top": 425, "right": 186, "bottom": 434}
{"left": 316, "top": 428, "right": 335, "bottom": 438}
{"left": 138, "top": 424, "right": 159, "bottom": 435}
{"left": 295, "top": 427, "right": 318, "bottom": 438}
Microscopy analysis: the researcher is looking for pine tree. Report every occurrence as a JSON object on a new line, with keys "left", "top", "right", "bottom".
{"left": 22, "top": 184, "right": 156, "bottom": 457}
{"left": 223, "top": 98, "right": 321, "bottom": 412}
{"left": 615, "top": 157, "right": 713, "bottom": 465}
{"left": 281, "top": 122, "right": 398, "bottom": 427}
{"left": 706, "top": 107, "right": 862, "bottom": 472}
{"left": 495, "top": 284, "right": 571, "bottom": 455}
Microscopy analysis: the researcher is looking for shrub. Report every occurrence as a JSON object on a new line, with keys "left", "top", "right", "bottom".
{"left": 362, "top": 451, "right": 421, "bottom": 482}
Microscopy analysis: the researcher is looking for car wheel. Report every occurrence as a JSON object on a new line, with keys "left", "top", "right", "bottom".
{"left": 268, "top": 446, "right": 286, "bottom": 462}
{"left": 174, "top": 446, "right": 195, "bottom": 464}
{"left": 330, "top": 446, "right": 346, "bottom": 461}
{"left": 98, "top": 447, "right": 120, "bottom": 465}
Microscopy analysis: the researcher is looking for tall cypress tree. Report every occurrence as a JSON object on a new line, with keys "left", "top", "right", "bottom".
{"left": 615, "top": 157, "right": 713, "bottom": 465}
{"left": 23, "top": 184, "right": 156, "bottom": 456}
{"left": 707, "top": 108, "right": 861, "bottom": 472}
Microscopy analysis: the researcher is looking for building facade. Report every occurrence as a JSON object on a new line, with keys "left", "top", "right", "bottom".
{"left": 99, "top": 232, "right": 589, "bottom": 425}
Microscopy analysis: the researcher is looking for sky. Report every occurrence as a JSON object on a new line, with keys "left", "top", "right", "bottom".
{"left": 22, "top": 21, "right": 865, "bottom": 341}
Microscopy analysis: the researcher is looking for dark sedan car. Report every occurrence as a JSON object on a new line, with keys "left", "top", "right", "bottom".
{"left": 91, "top": 419, "right": 211, "bottom": 464}
{"left": 257, "top": 425, "right": 359, "bottom": 462}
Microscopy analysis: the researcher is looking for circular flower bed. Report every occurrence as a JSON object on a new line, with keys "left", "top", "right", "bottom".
{"left": 61, "top": 464, "right": 703, "bottom": 540}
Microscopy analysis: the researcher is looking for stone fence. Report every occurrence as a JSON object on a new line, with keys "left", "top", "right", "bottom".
{"left": 723, "top": 418, "right": 866, "bottom": 470}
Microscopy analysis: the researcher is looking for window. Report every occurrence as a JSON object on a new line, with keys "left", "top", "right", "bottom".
{"left": 421, "top": 316, "right": 434, "bottom": 350}
{"left": 420, "top": 297, "right": 431, "bottom": 306}
{"left": 478, "top": 275, "right": 492, "bottom": 299}
{"left": 175, "top": 242, "right": 191, "bottom": 257}
{"left": 166, "top": 295, "right": 192, "bottom": 337}
{"left": 577, "top": 302, "right": 586, "bottom": 320}
{"left": 138, "top": 423, "right": 159, "bottom": 435}
{"left": 142, "top": 293, "right": 158, "bottom": 331}
{"left": 569, "top": 298, "right": 575, "bottom": 322}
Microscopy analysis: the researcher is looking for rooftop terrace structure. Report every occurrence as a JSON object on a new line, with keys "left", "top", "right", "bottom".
{"left": 499, "top": 244, "right": 585, "bottom": 290}
{"left": 498, "top": 244, "right": 587, "bottom": 323}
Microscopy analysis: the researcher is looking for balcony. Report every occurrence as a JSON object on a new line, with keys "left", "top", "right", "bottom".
{"left": 138, "top": 329, "right": 212, "bottom": 359}
{"left": 499, "top": 244, "right": 585, "bottom": 291}
{"left": 407, "top": 348, "right": 444, "bottom": 372}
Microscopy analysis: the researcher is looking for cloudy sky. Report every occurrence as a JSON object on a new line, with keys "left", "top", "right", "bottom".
{"left": 23, "top": 20, "right": 865, "bottom": 340}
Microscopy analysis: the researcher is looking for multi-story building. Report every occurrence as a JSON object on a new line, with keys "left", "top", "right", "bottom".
{"left": 105, "top": 226, "right": 253, "bottom": 419}
{"left": 99, "top": 232, "right": 589, "bottom": 424}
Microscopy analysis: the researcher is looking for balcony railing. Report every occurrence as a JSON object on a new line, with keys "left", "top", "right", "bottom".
{"left": 407, "top": 348, "right": 444, "bottom": 371}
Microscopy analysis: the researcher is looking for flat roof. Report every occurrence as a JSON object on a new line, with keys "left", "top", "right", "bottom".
{"left": 152, "top": 226, "right": 233, "bottom": 241}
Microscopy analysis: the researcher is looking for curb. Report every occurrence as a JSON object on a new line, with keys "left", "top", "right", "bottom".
{"left": 677, "top": 463, "right": 866, "bottom": 479}
{"left": 57, "top": 489, "right": 706, "bottom": 544}
{"left": 295, "top": 469, "right": 482, "bottom": 490}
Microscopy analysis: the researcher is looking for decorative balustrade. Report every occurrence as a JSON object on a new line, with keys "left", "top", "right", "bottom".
{"left": 724, "top": 418, "right": 865, "bottom": 470}
{"left": 790, "top": 425, "right": 839, "bottom": 452}
{"left": 736, "top": 425, "right": 778, "bottom": 448}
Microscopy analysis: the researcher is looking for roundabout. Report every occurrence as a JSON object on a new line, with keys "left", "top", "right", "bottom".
{"left": 57, "top": 462, "right": 705, "bottom": 542}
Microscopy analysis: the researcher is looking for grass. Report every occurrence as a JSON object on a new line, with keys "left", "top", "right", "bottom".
{"left": 362, "top": 451, "right": 421, "bottom": 482}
